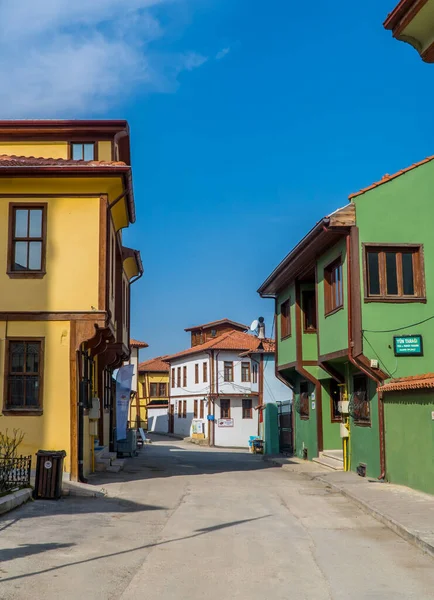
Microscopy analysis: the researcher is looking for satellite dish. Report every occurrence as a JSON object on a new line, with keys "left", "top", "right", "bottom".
{"left": 250, "top": 319, "right": 259, "bottom": 332}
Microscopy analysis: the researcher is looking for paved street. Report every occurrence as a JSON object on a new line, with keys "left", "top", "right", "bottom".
{"left": 2, "top": 436, "right": 434, "bottom": 599}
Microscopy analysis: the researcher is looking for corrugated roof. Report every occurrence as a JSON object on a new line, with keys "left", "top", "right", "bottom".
{"left": 130, "top": 339, "right": 148, "bottom": 349}
{"left": 165, "top": 330, "right": 264, "bottom": 361}
{"left": 349, "top": 155, "right": 434, "bottom": 199}
{"left": 379, "top": 373, "right": 434, "bottom": 394}
{"left": 184, "top": 319, "right": 248, "bottom": 332}
{"left": 0, "top": 154, "right": 126, "bottom": 167}
{"left": 138, "top": 356, "right": 170, "bottom": 373}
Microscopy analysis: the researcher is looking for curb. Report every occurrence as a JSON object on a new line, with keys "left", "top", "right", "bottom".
{"left": 62, "top": 481, "right": 107, "bottom": 498}
{"left": 0, "top": 487, "right": 32, "bottom": 515}
{"left": 265, "top": 456, "right": 434, "bottom": 559}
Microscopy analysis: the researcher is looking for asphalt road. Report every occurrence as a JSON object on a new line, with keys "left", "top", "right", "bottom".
{"left": 1, "top": 436, "right": 434, "bottom": 599}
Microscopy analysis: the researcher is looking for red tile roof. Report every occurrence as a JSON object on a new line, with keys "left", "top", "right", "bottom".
{"left": 349, "top": 155, "right": 434, "bottom": 199}
{"left": 0, "top": 154, "right": 127, "bottom": 167}
{"left": 184, "top": 318, "right": 248, "bottom": 332}
{"left": 379, "top": 373, "right": 434, "bottom": 394}
{"left": 130, "top": 339, "right": 148, "bottom": 349}
{"left": 138, "top": 356, "right": 170, "bottom": 373}
{"left": 165, "top": 330, "right": 265, "bottom": 362}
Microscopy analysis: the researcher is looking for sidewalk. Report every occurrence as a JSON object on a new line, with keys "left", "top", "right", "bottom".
{"left": 264, "top": 455, "right": 434, "bottom": 558}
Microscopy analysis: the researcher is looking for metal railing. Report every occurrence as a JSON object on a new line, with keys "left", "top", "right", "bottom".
{"left": 0, "top": 455, "right": 32, "bottom": 494}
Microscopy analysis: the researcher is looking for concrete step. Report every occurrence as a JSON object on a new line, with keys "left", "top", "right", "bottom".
{"left": 106, "top": 465, "right": 121, "bottom": 473}
{"left": 322, "top": 449, "right": 343, "bottom": 462}
{"left": 95, "top": 457, "right": 111, "bottom": 467}
{"left": 94, "top": 462, "right": 108, "bottom": 472}
{"left": 312, "top": 454, "right": 344, "bottom": 471}
{"left": 111, "top": 459, "right": 125, "bottom": 468}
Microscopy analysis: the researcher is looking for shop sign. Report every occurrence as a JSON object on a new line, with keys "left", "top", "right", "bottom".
{"left": 218, "top": 418, "right": 234, "bottom": 427}
{"left": 393, "top": 335, "right": 423, "bottom": 357}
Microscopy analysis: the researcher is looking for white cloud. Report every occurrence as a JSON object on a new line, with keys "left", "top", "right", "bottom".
{"left": 0, "top": 0, "right": 207, "bottom": 117}
{"left": 215, "top": 47, "right": 230, "bottom": 60}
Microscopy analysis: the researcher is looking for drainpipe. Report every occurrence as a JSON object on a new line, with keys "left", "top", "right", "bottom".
{"left": 78, "top": 349, "right": 88, "bottom": 484}
{"left": 346, "top": 233, "right": 386, "bottom": 480}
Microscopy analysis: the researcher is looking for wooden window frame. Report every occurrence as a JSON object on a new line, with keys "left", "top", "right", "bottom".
{"left": 177, "top": 367, "right": 181, "bottom": 388}
{"left": 7, "top": 203, "right": 48, "bottom": 279}
{"left": 351, "top": 374, "right": 371, "bottom": 427}
{"left": 223, "top": 361, "right": 234, "bottom": 382}
{"left": 302, "top": 290, "right": 317, "bottom": 333}
{"left": 195, "top": 363, "right": 199, "bottom": 384}
{"left": 329, "top": 379, "right": 341, "bottom": 423}
{"left": 183, "top": 400, "right": 187, "bottom": 419}
{"left": 183, "top": 366, "right": 187, "bottom": 388}
{"left": 242, "top": 398, "right": 253, "bottom": 419}
{"left": 220, "top": 398, "right": 231, "bottom": 419}
{"left": 241, "top": 362, "right": 251, "bottom": 382}
{"left": 200, "top": 399, "right": 205, "bottom": 419}
{"left": 178, "top": 400, "right": 182, "bottom": 418}
{"left": 362, "top": 243, "right": 426, "bottom": 303}
{"left": 252, "top": 363, "right": 258, "bottom": 384}
{"left": 194, "top": 399, "right": 198, "bottom": 419}
{"left": 203, "top": 362, "right": 208, "bottom": 383}
{"left": 280, "top": 298, "right": 291, "bottom": 339}
{"left": 69, "top": 141, "right": 97, "bottom": 161}
{"left": 3, "top": 338, "right": 44, "bottom": 416}
{"left": 150, "top": 382, "right": 158, "bottom": 397}
{"left": 158, "top": 383, "right": 167, "bottom": 397}
{"left": 324, "top": 256, "right": 344, "bottom": 316}
{"left": 171, "top": 368, "right": 175, "bottom": 389}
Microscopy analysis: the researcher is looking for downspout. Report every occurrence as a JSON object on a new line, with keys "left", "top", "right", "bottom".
{"left": 78, "top": 349, "right": 88, "bottom": 484}
{"left": 346, "top": 231, "right": 386, "bottom": 480}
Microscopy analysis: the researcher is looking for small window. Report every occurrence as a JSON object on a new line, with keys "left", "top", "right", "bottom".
{"left": 299, "top": 382, "right": 310, "bottom": 420}
{"left": 224, "top": 361, "right": 234, "bottom": 382}
{"left": 183, "top": 400, "right": 187, "bottom": 418}
{"left": 194, "top": 399, "right": 198, "bottom": 418}
{"left": 252, "top": 363, "right": 258, "bottom": 384}
{"left": 241, "top": 362, "right": 251, "bottom": 382}
{"left": 8, "top": 205, "right": 47, "bottom": 276}
{"left": 280, "top": 299, "right": 291, "bottom": 339}
{"left": 158, "top": 383, "right": 167, "bottom": 397}
{"left": 195, "top": 363, "right": 199, "bottom": 384}
{"left": 171, "top": 368, "right": 175, "bottom": 388}
{"left": 324, "top": 258, "right": 343, "bottom": 315}
{"left": 71, "top": 142, "right": 95, "bottom": 161}
{"left": 365, "top": 245, "right": 424, "bottom": 301}
{"left": 203, "top": 362, "right": 208, "bottom": 383}
{"left": 330, "top": 379, "right": 341, "bottom": 423}
{"left": 200, "top": 399, "right": 205, "bottom": 419}
{"left": 220, "top": 399, "right": 231, "bottom": 418}
{"left": 350, "top": 375, "right": 370, "bottom": 425}
{"left": 150, "top": 383, "right": 158, "bottom": 397}
{"left": 242, "top": 398, "right": 252, "bottom": 419}
{"left": 211, "top": 329, "right": 217, "bottom": 337}
{"left": 5, "top": 339, "right": 43, "bottom": 412}
{"left": 178, "top": 400, "right": 182, "bottom": 418}
{"left": 183, "top": 366, "right": 187, "bottom": 387}
{"left": 302, "top": 290, "right": 317, "bottom": 333}
{"left": 177, "top": 367, "right": 181, "bottom": 388}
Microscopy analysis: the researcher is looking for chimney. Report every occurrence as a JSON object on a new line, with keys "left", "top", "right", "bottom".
{"left": 257, "top": 317, "right": 265, "bottom": 340}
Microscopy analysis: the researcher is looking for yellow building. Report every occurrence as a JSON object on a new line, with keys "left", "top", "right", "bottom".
{"left": 133, "top": 357, "right": 169, "bottom": 431}
{"left": 0, "top": 120, "right": 142, "bottom": 481}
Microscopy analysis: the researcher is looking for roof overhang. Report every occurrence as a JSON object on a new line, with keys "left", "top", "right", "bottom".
{"left": 384, "top": 0, "right": 434, "bottom": 62}
{"left": 257, "top": 204, "right": 355, "bottom": 297}
{"left": 122, "top": 246, "right": 143, "bottom": 283}
{"left": 379, "top": 373, "right": 434, "bottom": 395}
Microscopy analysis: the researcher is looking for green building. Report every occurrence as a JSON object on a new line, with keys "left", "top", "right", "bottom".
{"left": 258, "top": 156, "right": 434, "bottom": 493}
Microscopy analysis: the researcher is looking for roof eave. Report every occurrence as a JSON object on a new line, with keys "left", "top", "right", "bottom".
{"left": 384, "top": 0, "right": 423, "bottom": 31}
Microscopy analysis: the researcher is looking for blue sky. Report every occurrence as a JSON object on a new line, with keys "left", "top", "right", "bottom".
{"left": 2, "top": 1, "right": 433, "bottom": 358}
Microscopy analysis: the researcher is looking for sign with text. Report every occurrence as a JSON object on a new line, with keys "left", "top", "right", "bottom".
{"left": 192, "top": 420, "right": 204, "bottom": 434}
{"left": 218, "top": 418, "right": 234, "bottom": 428}
{"left": 115, "top": 365, "right": 134, "bottom": 441}
{"left": 393, "top": 335, "right": 423, "bottom": 357}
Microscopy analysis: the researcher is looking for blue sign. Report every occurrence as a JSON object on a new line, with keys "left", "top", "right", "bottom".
{"left": 207, "top": 415, "right": 215, "bottom": 421}
{"left": 393, "top": 335, "right": 423, "bottom": 357}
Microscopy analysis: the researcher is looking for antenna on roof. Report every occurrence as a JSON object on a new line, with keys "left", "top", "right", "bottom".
{"left": 250, "top": 319, "right": 259, "bottom": 334}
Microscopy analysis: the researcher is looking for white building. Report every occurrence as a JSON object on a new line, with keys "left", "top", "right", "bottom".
{"left": 166, "top": 319, "right": 268, "bottom": 448}
{"left": 126, "top": 338, "right": 149, "bottom": 395}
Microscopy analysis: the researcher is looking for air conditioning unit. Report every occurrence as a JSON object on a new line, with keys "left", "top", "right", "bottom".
{"left": 89, "top": 397, "right": 101, "bottom": 420}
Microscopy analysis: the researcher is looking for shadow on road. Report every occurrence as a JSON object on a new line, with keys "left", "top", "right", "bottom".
{"left": 1, "top": 542, "right": 75, "bottom": 563}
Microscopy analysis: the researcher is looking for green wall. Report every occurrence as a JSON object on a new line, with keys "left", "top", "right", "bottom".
{"left": 321, "top": 380, "right": 341, "bottom": 450}
{"left": 317, "top": 239, "right": 349, "bottom": 357}
{"left": 300, "top": 283, "right": 318, "bottom": 361}
{"left": 355, "top": 162, "right": 434, "bottom": 379}
{"left": 384, "top": 392, "right": 434, "bottom": 495}
{"left": 264, "top": 404, "right": 280, "bottom": 455}
{"left": 277, "top": 284, "right": 296, "bottom": 367}
{"left": 294, "top": 380, "right": 318, "bottom": 459}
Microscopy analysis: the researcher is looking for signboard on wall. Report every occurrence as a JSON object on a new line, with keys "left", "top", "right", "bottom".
{"left": 192, "top": 420, "right": 204, "bottom": 434}
{"left": 218, "top": 418, "right": 234, "bottom": 427}
{"left": 393, "top": 335, "right": 423, "bottom": 357}
{"left": 115, "top": 365, "right": 134, "bottom": 440}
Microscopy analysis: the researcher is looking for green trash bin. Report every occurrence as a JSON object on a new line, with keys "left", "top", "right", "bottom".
{"left": 34, "top": 450, "right": 66, "bottom": 500}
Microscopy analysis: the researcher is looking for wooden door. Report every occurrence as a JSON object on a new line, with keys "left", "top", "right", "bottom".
{"left": 168, "top": 404, "right": 174, "bottom": 433}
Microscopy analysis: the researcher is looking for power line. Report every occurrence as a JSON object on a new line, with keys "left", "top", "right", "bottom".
{"left": 363, "top": 314, "right": 434, "bottom": 334}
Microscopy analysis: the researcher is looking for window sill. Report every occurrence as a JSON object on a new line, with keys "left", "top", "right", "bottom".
{"left": 325, "top": 305, "right": 344, "bottom": 318}
{"left": 364, "top": 296, "right": 427, "bottom": 304}
{"left": 7, "top": 271, "right": 46, "bottom": 280}
{"left": 281, "top": 334, "right": 292, "bottom": 341}
{"left": 303, "top": 329, "right": 317, "bottom": 335}
{"left": 2, "top": 409, "right": 43, "bottom": 416}
{"left": 300, "top": 415, "right": 309, "bottom": 421}
{"left": 331, "top": 418, "right": 342, "bottom": 423}
{"left": 353, "top": 420, "right": 371, "bottom": 427}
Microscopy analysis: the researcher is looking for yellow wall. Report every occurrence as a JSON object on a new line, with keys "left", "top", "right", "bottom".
{"left": 0, "top": 142, "right": 68, "bottom": 159}
{"left": 98, "top": 141, "right": 112, "bottom": 162}
{"left": 0, "top": 195, "right": 100, "bottom": 312}
{"left": 0, "top": 321, "right": 71, "bottom": 472}
{"left": 132, "top": 371, "right": 169, "bottom": 428}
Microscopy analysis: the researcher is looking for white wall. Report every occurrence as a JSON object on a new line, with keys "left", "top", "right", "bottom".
{"left": 171, "top": 395, "right": 209, "bottom": 438}
{"left": 216, "top": 351, "right": 252, "bottom": 396}
{"left": 214, "top": 396, "right": 259, "bottom": 447}
{"left": 262, "top": 355, "right": 293, "bottom": 404}
{"left": 147, "top": 407, "right": 168, "bottom": 433}
{"left": 170, "top": 352, "right": 211, "bottom": 396}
